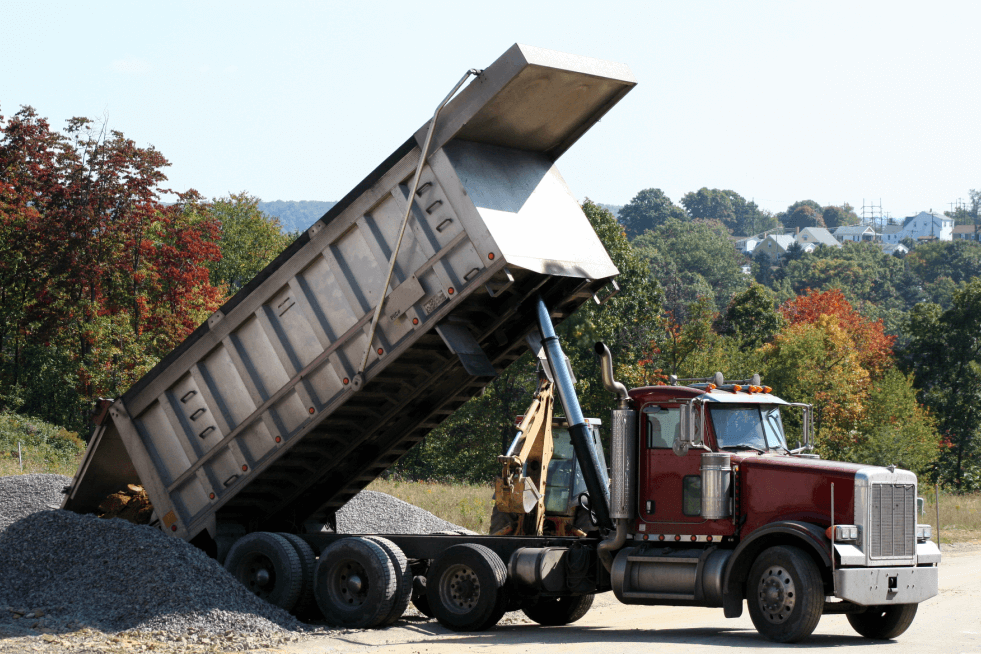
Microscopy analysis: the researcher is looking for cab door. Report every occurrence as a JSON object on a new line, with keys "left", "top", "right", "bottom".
{"left": 637, "top": 404, "right": 705, "bottom": 528}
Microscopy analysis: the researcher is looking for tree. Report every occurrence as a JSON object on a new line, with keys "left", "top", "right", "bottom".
{"left": 778, "top": 200, "right": 823, "bottom": 225}
{"left": 206, "top": 193, "right": 293, "bottom": 292}
{"left": 716, "top": 283, "right": 785, "bottom": 348}
{"left": 783, "top": 205, "right": 825, "bottom": 230}
{"left": 779, "top": 289, "right": 895, "bottom": 377}
{"left": 0, "top": 105, "right": 224, "bottom": 429}
{"left": 848, "top": 368, "right": 938, "bottom": 476}
{"left": 901, "top": 281, "right": 981, "bottom": 489}
{"left": 617, "top": 188, "right": 686, "bottom": 240}
{"left": 633, "top": 218, "right": 748, "bottom": 314}
{"left": 944, "top": 189, "right": 980, "bottom": 226}
{"left": 762, "top": 316, "right": 870, "bottom": 443}
{"left": 679, "top": 188, "right": 772, "bottom": 235}
{"left": 822, "top": 204, "right": 860, "bottom": 229}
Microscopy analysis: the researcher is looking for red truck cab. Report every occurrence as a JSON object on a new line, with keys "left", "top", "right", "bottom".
{"left": 604, "top": 377, "right": 940, "bottom": 642}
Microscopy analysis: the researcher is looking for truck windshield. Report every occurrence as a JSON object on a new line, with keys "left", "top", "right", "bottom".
{"left": 710, "top": 405, "right": 789, "bottom": 452}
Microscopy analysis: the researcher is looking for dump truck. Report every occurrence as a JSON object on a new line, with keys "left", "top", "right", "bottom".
{"left": 63, "top": 44, "right": 940, "bottom": 643}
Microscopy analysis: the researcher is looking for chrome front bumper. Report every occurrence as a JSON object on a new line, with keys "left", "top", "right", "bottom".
{"left": 834, "top": 565, "right": 939, "bottom": 606}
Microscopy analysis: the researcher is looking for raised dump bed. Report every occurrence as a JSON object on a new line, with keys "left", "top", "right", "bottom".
{"left": 63, "top": 43, "right": 636, "bottom": 547}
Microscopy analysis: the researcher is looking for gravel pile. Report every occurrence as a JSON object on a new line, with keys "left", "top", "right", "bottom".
{"left": 0, "top": 474, "right": 472, "bottom": 651}
{"left": 0, "top": 510, "right": 300, "bottom": 638}
{"left": 337, "top": 490, "right": 475, "bottom": 535}
{"left": 0, "top": 473, "right": 68, "bottom": 531}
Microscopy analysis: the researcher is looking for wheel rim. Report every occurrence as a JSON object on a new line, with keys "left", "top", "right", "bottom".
{"left": 438, "top": 563, "right": 481, "bottom": 615}
{"left": 327, "top": 559, "right": 370, "bottom": 608}
{"left": 756, "top": 564, "right": 796, "bottom": 624}
{"left": 240, "top": 553, "right": 276, "bottom": 600}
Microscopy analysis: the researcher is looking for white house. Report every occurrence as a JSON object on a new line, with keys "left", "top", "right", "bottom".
{"left": 881, "top": 211, "right": 954, "bottom": 244}
{"left": 734, "top": 236, "right": 760, "bottom": 254}
{"left": 881, "top": 243, "right": 909, "bottom": 256}
{"left": 834, "top": 225, "right": 876, "bottom": 243}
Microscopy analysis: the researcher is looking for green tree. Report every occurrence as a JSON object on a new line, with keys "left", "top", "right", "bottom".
{"left": 680, "top": 188, "right": 772, "bottom": 235}
{"left": 783, "top": 205, "right": 824, "bottom": 230}
{"left": 901, "top": 282, "right": 981, "bottom": 489}
{"left": 205, "top": 193, "right": 293, "bottom": 292}
{"left": 633, "top": 218, "right": 748, "bottom": 314}
{"left": 716, "top": 283, "right": 785, "bottom": 348}
{"left": 777, "top": 200, "right": 823, "bottom": 225}
{"left": 618, "top": 188, "right": 686, "bottom": 240}
{"left": 847, "top": 368, "right": 938, "bottom": 476}
{"left": 822, "top": 204, "right": 860, "bottom": 229}
{"left": 944, "top": 190, "right": 980, "bottom": 225}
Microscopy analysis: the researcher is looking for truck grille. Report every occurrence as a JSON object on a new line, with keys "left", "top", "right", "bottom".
{"left": 869, "top": 483, "right": 915, "bottom": 558}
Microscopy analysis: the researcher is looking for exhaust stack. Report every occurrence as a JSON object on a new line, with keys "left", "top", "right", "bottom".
{"left": 595, "top": 343, "right": 637, "bottom": 570}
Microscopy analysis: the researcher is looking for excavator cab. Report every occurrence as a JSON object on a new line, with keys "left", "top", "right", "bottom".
{"left": 491, "top": 376, "right": 608, "bottom": 537}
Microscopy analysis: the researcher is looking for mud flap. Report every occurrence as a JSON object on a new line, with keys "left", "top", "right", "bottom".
{"left": 723, "top": 588, "right": 743, "bottom": 618}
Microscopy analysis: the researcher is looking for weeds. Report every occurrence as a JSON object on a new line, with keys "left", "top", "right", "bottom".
{"left": 0, "top": 411, "right": 85, "bottom": 477}
{"left": 921, "top": 490, "right": 981, "bottom": 545}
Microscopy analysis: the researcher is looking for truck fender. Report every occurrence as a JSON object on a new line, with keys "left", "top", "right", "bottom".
{"left": 721, "top": 521, "right": 831, "bottom": 618}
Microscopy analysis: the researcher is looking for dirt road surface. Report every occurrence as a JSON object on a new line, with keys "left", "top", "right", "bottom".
{"left": 281, "top": 545, "right": 980, "bottom": 654}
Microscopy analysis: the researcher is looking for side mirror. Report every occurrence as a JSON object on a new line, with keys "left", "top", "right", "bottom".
{"left": 674, "top": 402, "right": 703, "bottom": 456}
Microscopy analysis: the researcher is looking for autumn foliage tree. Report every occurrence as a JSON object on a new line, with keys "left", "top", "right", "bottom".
{"left": 0, "top": 106, "right": 224, "bottom": 431}
{"left": 762, "top": 289, "right": 937, "bottom": 473}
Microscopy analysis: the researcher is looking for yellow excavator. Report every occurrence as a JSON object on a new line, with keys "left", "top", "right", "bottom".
{"left": 490, "top": 377, "right": 608, "bottom": 537}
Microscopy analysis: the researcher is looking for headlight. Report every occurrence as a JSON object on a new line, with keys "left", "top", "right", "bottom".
{"left": 916, "top": 524, "right": 932, "bottom": 541}
{"left": 828, "top": 525, "right": 859, "bottom": 541}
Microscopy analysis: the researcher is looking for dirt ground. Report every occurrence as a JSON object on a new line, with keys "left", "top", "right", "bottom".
{"left": 279, "top": 542, "right": 981, "bottom": 654}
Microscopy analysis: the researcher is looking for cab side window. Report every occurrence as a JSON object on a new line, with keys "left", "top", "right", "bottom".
{"left": 645, "top": 406, "right": 681, "bottom": 449}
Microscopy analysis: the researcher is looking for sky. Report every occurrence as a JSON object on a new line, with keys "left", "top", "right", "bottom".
{"left": 2, "top": 1, "right": 979, "bottom": 221}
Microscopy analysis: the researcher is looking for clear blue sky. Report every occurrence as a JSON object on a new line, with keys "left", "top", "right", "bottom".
{"left": 3, "top": 1, "right": 978, "bottom": 221}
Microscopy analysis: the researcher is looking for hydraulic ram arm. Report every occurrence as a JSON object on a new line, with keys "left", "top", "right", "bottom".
{"left": 535, "top": 297, "right": 612, "bottom": 530}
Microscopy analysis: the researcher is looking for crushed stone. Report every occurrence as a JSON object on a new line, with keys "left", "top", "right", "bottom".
{"left": 0, "top": 474, "right": 473, "bottom": 651}
{"left": 336, "top": 490, "right": 476, "bottom": 535}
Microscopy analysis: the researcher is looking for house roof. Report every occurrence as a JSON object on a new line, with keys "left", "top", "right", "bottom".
{"left": 953, "top": 224, "right": 981, "bottom": 234}
{"left": 834, "top": 225, "right": 874, "bottom": 235}
{"left": 797, "top": 227, "right": 840, "bottom": 248}
{"left": 902, "top": 211, "right": 949, "bottom": 228}
{"left": 881, "top": 225, "right": 902, "bottom": 234}
{"left": 763, "top": 234, "right": 795, "bottom": 252}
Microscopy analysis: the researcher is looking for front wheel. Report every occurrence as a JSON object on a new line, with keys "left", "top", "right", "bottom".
{"left": 746, "top": 545, "right": 824, "bottom": 643}
{"left": 847, "top": 604, "right": 918, "bottom": 639}
{"left": 427, "top": 544, "right": 508, "bottom": 631}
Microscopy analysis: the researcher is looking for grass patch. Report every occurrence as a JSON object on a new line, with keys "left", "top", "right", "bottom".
{"left": 921, "top": 491, "right": 981, "bottom": 545}
{"left": 0, "top": 411, "right": 85, "bottom": 477}
{"left": 367, "top": 477, "right": 494, "bottom": 534}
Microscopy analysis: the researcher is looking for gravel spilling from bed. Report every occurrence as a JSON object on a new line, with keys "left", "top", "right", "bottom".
{"left": 0, "top": 474, "right": 472, "bottom": 651}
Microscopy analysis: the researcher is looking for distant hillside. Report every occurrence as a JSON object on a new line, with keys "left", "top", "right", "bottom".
{"left": 258, "top": 200, "right": 337, "bottom": 234}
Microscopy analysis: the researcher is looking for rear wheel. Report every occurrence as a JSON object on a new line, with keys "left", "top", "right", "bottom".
{"left": 224, "top": 532, "right": 303, "bottom": 612}
{"left": 746, "top": 545, "right": 824, "bottom": 643}
{"left": 427, "top": 544, "right": 508, "bottom": 631}
{"left": 522, "top": 594, "right": 594, "bottom": 626}
{"left": 314, "top": 537, "right": 397, "bottom": 628}
{"left": 277, "top": 533, "right": 320, "bottom": 620}
{"left": 847, "top": 604, "right": 918, "bottom": 639}
{"left": 363, "top": 536, "right": 412, "bottom": 626}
